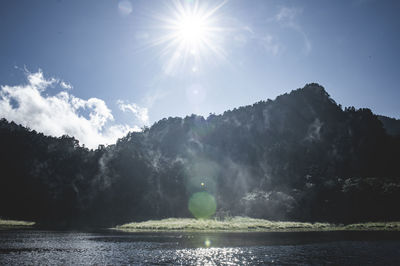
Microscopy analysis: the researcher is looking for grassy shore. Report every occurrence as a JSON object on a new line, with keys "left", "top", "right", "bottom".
{"left": 114, "top": 217, "right": 400, "bottom": 232}
{"left": 0, "top": 219, "right": 35, "bottom": 229}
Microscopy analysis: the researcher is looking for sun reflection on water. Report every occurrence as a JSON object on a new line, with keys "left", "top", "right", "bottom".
{"left": 174, "top": 247, "right": 255, "bottom": 265}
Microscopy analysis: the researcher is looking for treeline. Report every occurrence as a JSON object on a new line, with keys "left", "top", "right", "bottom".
{"left": 0, "top": 83, "right": 399, "bottom": 228}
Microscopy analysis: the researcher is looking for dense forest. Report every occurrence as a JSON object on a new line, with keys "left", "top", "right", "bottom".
{"left": 1, "top": 83, "right": 400, "bottom": 228}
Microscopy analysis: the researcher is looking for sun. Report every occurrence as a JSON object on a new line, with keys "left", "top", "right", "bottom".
{"left": 169, "top": 8, "right": 213, "bottom": 55}
{"left": 151, "top": 0, "right": 227, "bottom": 75}
{"left": 176, "top": 14, "right": 208, "bottom": 44}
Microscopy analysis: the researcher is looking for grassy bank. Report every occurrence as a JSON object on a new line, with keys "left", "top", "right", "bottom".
{"left": 0, "top": 219, "right": 35, "bottom": 229}
{"left": 114, "top": 217, "right": 400, "bottom": 232}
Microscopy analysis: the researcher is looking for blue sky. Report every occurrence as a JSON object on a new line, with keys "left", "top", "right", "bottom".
{"left": 0, "top": 0, "right": 399, "bottom": 147}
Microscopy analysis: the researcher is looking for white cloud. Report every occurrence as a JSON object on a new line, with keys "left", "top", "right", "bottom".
{"left": 117, "top": 100, "right": 149, "bottom": 124}
{"left": 274, "top": 6, "right": 312, "bottom": 55}
{"left": 26, "top": 70, "right": 57, "bottom": 91}
{"left": 60, "top": 81, "right": 73, "bottom": 90}
{"left": 0, "top": 69, "right": 139, "bottom": 149}
{"left": 260, "top": 34, "right": 281, "bottom": 55}
{"left": 236, "top": 26, "right": 282, "bottom": 56}
{"left": 275, "top": 7, "right": 303, "bottom": 23}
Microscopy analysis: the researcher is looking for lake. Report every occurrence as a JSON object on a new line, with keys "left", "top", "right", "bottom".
{"left": 1, "top": 230, "right": 400, "bottom": 265}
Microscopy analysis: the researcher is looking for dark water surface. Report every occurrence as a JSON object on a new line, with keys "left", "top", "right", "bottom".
{"left": 1, "top": 230, "right": 400, "bottom": 265}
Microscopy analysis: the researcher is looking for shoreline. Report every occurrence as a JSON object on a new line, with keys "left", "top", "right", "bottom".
{"left": 0, "top": 219, "right": 35, "bottom": 230}
{"left": 2, "top": 217, "right": 400, "bottom": 232}
{"left": 113, "top": 217, "right": 400, "bottom": 233}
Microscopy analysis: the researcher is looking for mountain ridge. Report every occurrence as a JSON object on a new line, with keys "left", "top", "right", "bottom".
{"left": 1, "top": 83, "right": 399, "bottom": 228}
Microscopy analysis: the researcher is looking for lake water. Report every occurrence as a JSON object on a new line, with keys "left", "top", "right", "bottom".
{"left": 1, "top": 230, "right": 400, "bottom": 265}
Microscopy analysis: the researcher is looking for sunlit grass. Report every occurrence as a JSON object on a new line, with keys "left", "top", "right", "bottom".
{"left": 114, "top": 217, "right": 400, "bottom": 232}
{"left": 344, "top": 222, "right": 400, "bottom": 230}
{"left": 114, "top": 217, "right": 333, "bottom": 232}
{"left": 0, "top": 218, "right": 35, "bottom": 229}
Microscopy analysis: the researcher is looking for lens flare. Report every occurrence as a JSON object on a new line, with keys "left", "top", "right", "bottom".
{"left": 188, "top": 192, "right": 217, "bottom": 219}
{"left": 118, "top": 0, "right": 132, "bottom": 16}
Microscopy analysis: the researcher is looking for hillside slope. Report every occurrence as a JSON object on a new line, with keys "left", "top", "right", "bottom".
{"left": 1, "top": 83, "right": 399, "bottom": 227}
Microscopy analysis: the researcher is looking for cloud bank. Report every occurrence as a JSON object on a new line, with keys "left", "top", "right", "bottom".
{"left": 0, "top": 70, "right": 142, "bottom": 149}
{"left": 117, "top": 100, "right": 149, "bottom": 124}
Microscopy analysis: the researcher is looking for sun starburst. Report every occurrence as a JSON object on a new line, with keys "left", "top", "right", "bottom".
{"left": 151, "top": 0, "right": 227, "bottom": 75}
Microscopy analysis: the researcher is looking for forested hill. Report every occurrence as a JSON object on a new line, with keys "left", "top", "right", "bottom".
{"left": 1, "top": 83, "right": 400, "bottom": 228}
{"left": 377, "top": 115, "right": 400, "bottom": 136}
